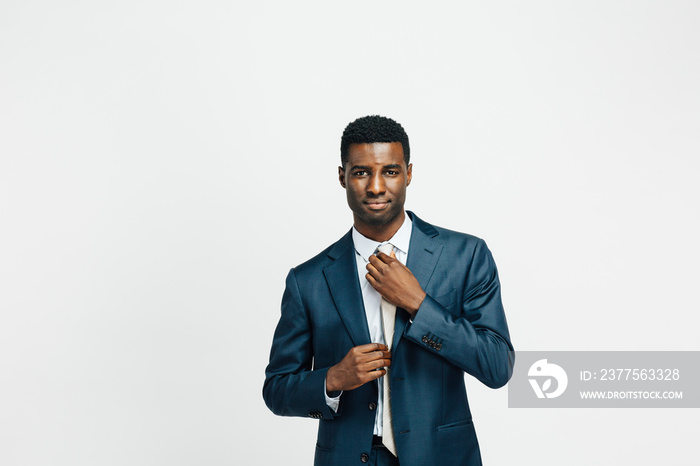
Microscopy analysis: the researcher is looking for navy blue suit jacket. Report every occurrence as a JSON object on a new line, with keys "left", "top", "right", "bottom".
{"left": 263, "top": 212, "right": 514, "bottom": 465}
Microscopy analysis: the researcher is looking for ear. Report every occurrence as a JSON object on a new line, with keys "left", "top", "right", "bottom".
{"left": 338, "top": 166, "right": 346, "bottom": 188}
{"left": 406, "top": 163, "right": 413, "bottom": 186}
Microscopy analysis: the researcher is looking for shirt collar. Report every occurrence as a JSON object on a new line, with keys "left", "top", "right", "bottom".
{"left": 352, "top": 213, "right": 413, "bottom": 263}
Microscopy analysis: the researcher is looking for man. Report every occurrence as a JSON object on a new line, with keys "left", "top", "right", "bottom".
{"left": 263, "top": 115, "right": 513, "bottom": 465}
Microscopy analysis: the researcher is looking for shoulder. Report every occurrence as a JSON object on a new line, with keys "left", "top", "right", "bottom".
{"left": 435, "top": 224, "right": 483, "bottom": 247}
{"left": 290, "top": 229, "right": 353, "bottom": 276}
{"left": 411, "top": 213, "right": 500, "bottom": 283}
{"left": 410, "top": 211, "right": 486, "bottom": 252}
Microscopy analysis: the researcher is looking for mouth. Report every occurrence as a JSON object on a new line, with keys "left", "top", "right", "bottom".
{"left": 364, "top": 200, "right": 390, "bottom": 211}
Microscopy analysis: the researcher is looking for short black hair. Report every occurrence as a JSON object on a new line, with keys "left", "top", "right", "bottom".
{"left": 340, "top": 115, "right": 410, "bottom": 167}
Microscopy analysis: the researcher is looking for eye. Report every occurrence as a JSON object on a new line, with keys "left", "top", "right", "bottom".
{"left": 385, "top": 170, "right": 399, "bottom": 176}
{"left": 353, "top": 170, "right": 369, "bottom": 177}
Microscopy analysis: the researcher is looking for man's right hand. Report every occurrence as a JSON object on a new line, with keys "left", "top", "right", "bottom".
{"left": 326, "top": 343, "right": 391, "bottom": 393}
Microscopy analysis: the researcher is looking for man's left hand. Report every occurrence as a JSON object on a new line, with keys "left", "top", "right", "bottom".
{"left": 367, "top": 251, "right": 426, "bottom": 316}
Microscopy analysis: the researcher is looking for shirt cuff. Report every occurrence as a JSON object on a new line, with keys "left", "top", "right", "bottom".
{"left": 324, "top": 377, "right": 342, "bottom": 413}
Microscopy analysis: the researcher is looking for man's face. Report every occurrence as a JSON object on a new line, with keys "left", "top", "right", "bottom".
{"left": 339, "top": 142, "right": 412, "bottom": 234}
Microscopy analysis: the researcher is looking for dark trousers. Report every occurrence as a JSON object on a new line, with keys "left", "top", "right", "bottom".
{"left": 370, "top": 445, "right": 400, "bottom": 466}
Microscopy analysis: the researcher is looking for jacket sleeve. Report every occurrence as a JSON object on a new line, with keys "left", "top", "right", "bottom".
{"left": 403, "top": 239, "right": 514, "bottom": 388}
{"left": 262, "top": 268, "right": 341, "bottom": 420}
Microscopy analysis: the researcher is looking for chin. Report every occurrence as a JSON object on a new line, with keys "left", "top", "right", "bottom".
{"left": 363, "top": 216, "right": 392, "bottom": 226}
{"left": 362, "top": 210, "right": 400, "bottom": 226}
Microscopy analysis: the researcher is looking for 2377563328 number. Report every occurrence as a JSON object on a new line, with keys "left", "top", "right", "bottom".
{"left": 599, "top": 368, "right": 680, "bottom": 381}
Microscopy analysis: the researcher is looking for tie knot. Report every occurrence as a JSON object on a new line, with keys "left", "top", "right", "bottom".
{"left": 376, "top": 243, "right": 394, "bottom": 256}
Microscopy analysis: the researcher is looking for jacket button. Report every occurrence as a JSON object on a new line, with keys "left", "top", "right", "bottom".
{"left": 436, "top": 343, "right": 442, "bottom": 350}
{"left": 361, "top": 452, "right": 369, "bottom": 463}
{"left": 422, "top": 336, "right": 428, "bottom": 343}
{"left": 368, "top": 402, "right": 376, "bottom": 411}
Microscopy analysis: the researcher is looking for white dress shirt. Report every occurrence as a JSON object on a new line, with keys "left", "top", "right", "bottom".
{"left": 325, "top": 213, "right": 413, "bottom": 436}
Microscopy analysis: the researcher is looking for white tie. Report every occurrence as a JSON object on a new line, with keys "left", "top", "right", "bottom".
{"left": 376, "top": 243, "right": 398, "bottom": 457}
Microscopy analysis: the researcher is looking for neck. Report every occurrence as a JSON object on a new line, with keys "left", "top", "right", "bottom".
{"left": 354, "top": 211, "right": 405, "bottom": 243}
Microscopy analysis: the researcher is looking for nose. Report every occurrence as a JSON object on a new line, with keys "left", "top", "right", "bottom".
{"left": 366, "top": 172, "right": 386, "bottom": 196}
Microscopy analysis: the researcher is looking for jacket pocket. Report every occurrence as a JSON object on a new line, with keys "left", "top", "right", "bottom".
{"left": 435, "top": 418, "right": 480, "bottom": 462}
{"left": 436, "top": 418, "right": 472, "bottom": 431}
{"left": 315, "top": 441, "right": 334, "bottom": 452}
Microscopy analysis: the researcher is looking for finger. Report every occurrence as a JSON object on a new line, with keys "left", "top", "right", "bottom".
{"left": 364, "top": 350, "right": 391, "bottom": 361}
{"left": 373, "top": 252, "right": 393, "bottom": 264}
{"left": 373, "top": 356, "right": 392, "bottom": 367}
{"left": 359, "top": 353, "right": 391, "bottom": 366}
{"left": 357, "top": 343, "right": 388, "bottom": 353}
{"left": 368, "top": 254, "right": 383, "bottom": 268}
{"left": 363, "top": 368, "right": 387, "bottom": 382}
{"left": 354, "top": 347, "right": 390, "bottom": 365}
{"left": 366, "top": 273, "right": 379, "bottom": 290}
{"left": 366, "top": 274, "right": 390, "bottom": 299}
{"left": 366, "top": 261, "right": 380, "bottom": 275}
{"left": 363, "top": 358, "right": 391, "bottom": 371}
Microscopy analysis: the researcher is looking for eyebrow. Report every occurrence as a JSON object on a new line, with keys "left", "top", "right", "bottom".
{"left": 349, "top": 164, "right": 402, "bottom": 171}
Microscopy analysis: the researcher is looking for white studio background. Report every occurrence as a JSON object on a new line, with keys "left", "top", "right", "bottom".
{"left": 1, "top": 1, "right": 698, "bottom": 465}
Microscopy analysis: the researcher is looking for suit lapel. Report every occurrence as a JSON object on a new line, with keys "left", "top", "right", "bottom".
{"left": 393, "top": 212, "right": 443, "bottom": 349}
{"left": 323, "top": 214, "right": 443, "bottom": 350}
{"left": 323, "top": 231, "right": 372, "bottom": 347}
